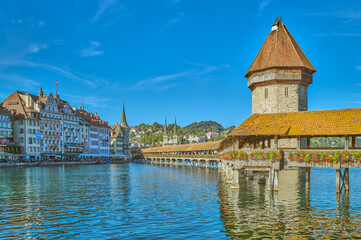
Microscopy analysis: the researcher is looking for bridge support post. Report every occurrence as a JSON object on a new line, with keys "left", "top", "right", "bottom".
{"left": 336, "top": 168, "right": 349, "bottom": 193}
{"left": 231, "top": 170, "right": 240, "bottom": 189}
{"left": 218, "top": 161, "right": 222, "bottom": 171}
{"left": 306, "top": 167, "right": 311, "bottom": 190}
{"left": 226, "top": 165, "right": 233, "bottom": 184}
{"left": 267, "top": 169, "right": 279, "bottom": 191}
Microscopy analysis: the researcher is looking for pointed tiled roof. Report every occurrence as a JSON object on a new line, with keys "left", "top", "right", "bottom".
{"left": 245, "top": 18, "right": 316, "bottom": 77}
{"left": 120, "top": 101, "right": 129, "bottom": 128}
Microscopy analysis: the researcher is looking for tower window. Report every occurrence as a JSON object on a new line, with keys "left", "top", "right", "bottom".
{"left": 265, "top": 89, "right": 268, "bottom": 98}
{"left": 285, "top": 87, "right": 289, "bottom": 97}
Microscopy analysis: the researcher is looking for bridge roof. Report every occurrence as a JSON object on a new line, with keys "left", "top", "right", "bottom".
{"left": 142, "top": 141, "right": 221, "bottom": 153}
{"left": 230, "top": 108, "right": 361, "bottom": 137}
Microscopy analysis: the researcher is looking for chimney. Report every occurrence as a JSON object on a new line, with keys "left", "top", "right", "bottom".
{"left": 95, "top": 112, "right": 98, "bottom": 116}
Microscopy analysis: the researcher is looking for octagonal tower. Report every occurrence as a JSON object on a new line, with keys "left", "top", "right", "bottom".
{"left": 245, "top": 18, "right": 316, "bottom": 114}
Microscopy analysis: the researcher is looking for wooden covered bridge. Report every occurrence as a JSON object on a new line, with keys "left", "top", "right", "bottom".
{"left": 141, "top": 18, "right": 361, "bottom": 194}
{"left": 141, "top": 108, "right": 361, "bottom": 193}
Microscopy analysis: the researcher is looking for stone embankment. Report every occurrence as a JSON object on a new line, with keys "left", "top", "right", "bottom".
{"left": 0, "top": 159, "right": 131, "bottom": 168}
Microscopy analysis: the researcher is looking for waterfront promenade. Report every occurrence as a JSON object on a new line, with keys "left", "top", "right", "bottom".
{"left": 0, "top": 157, "right": 130, "bottom": 168}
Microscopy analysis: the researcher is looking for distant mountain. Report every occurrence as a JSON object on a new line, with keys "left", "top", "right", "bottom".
{"left": 183, "top": 121, "right": 224, "bottom": 133}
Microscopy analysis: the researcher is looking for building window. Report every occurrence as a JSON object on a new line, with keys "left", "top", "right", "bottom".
{"left": 285, "top": 87, "right": 289, "bottom": 97}
{"left": 265, "top": 88, "right": 268, "bottom": 98}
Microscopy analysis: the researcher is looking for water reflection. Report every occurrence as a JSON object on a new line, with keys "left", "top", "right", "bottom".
{"left": 1, "top": 165, "right": 361, "bottom": 239}
{"left": 219, "top": 168, "right": 361, "bottom": 239}
{"left": 0, "top": 164, "right": 224, "bottom": 239}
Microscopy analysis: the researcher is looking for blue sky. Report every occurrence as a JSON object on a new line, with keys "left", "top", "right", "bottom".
{"left": 0, "top": 0, "right": 361, "bottom": 127}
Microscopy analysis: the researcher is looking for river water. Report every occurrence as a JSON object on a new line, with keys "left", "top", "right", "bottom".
{"left": 0, "top": 164, "right": 360, "bottom": 239}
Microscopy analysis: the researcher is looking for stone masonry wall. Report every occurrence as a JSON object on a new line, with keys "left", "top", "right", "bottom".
{"left": 252, "top": 84, "right": 307, "bottom": 114}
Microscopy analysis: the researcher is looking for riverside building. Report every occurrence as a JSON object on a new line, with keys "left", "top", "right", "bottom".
{"left": 75, "top": 107, "right": 110, "bottom": 156}
{"left": 0, "top": 106, "right": 20, "bottom": 155}
{"left": 1, "top": 91, "right": 42, "bottom": 160}
{"left": 109, "top": 102, "right": 131, "bottom": 155}
{"left": 1, "top": 87, "right": 128, "bottom": 159}
{"left": 37, "top": 89, "right": 63, "bottom": 154}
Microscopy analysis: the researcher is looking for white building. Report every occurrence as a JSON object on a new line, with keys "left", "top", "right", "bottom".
{"left": 76, "top": 108, "right": 110, "bottom": 156}
{"left": 1, "top": 91, "right": 42, "bottom": 160}
{"left": 206, "top": 132, "right": 219, "bottom": 140}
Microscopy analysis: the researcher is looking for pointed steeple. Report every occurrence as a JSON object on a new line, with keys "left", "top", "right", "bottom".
{"left": 82, "top": 98, "right": 85, "bottom": 110}
{"left": 120, "top": 99, "right": 129, "bottom": 128}
{"left": 245, "top": 17, "right": 316, "bottom": 78}
{"left": 173, "top": 113, "right": 178, "bottom": 145}
{"left": 174, "top": 113, "right": 177, "bottom": 134}
{"left": 163, "top": 113, "right": 168, "bottom": 146}
{"left": 246, "top": 18, "right": 316, "bottom": 114}
{"left": 38, "top": 85, "right": 43, "bottom": 97}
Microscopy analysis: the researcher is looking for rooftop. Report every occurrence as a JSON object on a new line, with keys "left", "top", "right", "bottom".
{"left": 142, "top": 141, "right": 221, "bottom": 153}
{"left": 229, "top": 108, "right": 361, "bottom": 137}
{"left": 245, "top": 18, "right": 316, "bottom": 78}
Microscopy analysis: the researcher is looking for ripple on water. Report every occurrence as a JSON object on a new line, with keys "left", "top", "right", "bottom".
{"left": 1, "top": 165, "right": 361, "bottom": 239}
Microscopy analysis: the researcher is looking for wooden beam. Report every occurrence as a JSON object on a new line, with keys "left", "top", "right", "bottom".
{"left": 307, "top": 136, "right": 310, "bottom": 149}
{"left": 297, "top": 136, "right": 301, "bottom": 150}
{"left": 274, "top": 135, "right": 278, "bottom": 150}
{"left": 345, "top": 136, "right": 349, "bottom": 151}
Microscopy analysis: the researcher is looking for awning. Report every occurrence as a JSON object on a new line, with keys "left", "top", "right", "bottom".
{"left": 0, "top": 152, "right": 14, "bottom": 156}
{"left": 59, "top": 153, "right": 79, "bottom": 157}
{"left": 108, "top": 154, "right": 127, "bottom": 157}
{"left": 66, "top": 146, "right": 83, "bottom": 149}
{"left": 42, "top": 154, "right": 61, "bottom": 157}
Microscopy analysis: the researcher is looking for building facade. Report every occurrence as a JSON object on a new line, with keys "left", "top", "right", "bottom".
{"left": 0, "top": 106, "right": 19, "bottom": 155}
{"left": 76, "top": 108, "right": 110, "bottom": 155}
{"left": 109, "top": 102, "right": 131, "bottom": 155}
{"left": 38, "top": 91, "right": 63, "bottom": 154}
{"left": 1, "top": 87, "right": 112, "bottom": 158}
{"left": 1, "top": 91, "right": 42, "bottom": 159}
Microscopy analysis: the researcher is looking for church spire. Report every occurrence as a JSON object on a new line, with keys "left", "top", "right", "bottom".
{"left": 38, "top": 85, "right": 43, "bottom": 97}
{"left": 174, "top": 113, "right": 177, "bottom": 134}
{"left": 120, "top": 98, "right": 129, "bottom": 128}
{"left": 173, "top": 113, "right": 178, "bottom": 145}
{"left": 163, "top": 114, "right": 168, "bottom": 146}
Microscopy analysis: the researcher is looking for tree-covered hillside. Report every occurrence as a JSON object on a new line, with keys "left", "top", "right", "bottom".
{"left": 131, "top": 121, "right": 235, "bottom": 146}
{"left": 183, "top": 121, "right": 224, "bottom": 133}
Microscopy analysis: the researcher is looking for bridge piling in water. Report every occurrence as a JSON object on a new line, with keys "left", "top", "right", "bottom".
{"left": 306, "top": 167, "right": 311, "bottom": 190}
{"left": 267, "top": 169, "right": 279, "bottom": 192}
{"left": 336, "top": 168, "right": 350, "bottom": 193}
